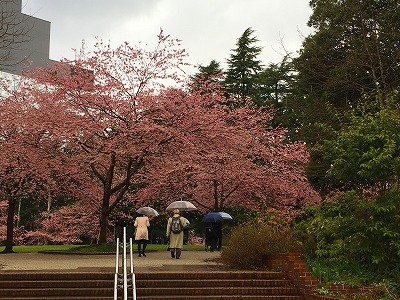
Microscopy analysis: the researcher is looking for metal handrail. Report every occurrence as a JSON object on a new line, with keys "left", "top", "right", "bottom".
{"left": 123, "top": 227, "right": 128, "bottom": 299}
{"left": 114, "top": 227, "right": 137, "bottom": 300}
{"left": 130, "top": 237, "right": 137, "bottom": 300}
{"left": 113, "top": 237, "right": 120, "bottom": 300}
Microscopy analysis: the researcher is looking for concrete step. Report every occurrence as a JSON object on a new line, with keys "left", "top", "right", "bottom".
{"left": 0, "top": 270, "right": 305, "bottom": 299}
{"left": 137, "top": 278, "right": 291, "bottom": 288}
{"left": 4, "top": 297, "right": 304, "bottom": 300}
{"left": 136, "top": 297, "right": 304, "bottom": 300}
{"left": 137, "top": 286, "right": 301, "bottom": 296}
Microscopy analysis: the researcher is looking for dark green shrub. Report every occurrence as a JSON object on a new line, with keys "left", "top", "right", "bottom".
{"left": 353, "top": 280, "right": 399, "bottom": 300}
{"left": 298, "top": 190, "right": 400, "bottom": 277}
{"left": 297, "top": 189, "right": 400, "bottom": 298}
{"left": 220, "top": 222, "right": 303, "bottom": 269}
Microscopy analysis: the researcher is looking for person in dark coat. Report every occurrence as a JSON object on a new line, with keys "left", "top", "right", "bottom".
{"left": 214, "top": 220, "right": 223, "bottom": 251}
{"left": 204, "top": 222, "right": 217, "bottom": 252}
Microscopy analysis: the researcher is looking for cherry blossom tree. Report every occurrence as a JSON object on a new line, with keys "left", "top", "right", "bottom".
{"left": 0, "top": 78, "right": 94, "bottom": 251}
{"left": 3, "top": 31, "right": 191, "bottom": 243}
{"left": 136, "top": 83, "right": 320, "bottom": 212}
{"left": 1, "top": 30, "right": 320, "bottom": 246}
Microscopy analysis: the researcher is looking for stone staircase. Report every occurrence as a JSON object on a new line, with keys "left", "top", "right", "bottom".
{"left": 0, "top": 270, "right": 305, "bottom": 299}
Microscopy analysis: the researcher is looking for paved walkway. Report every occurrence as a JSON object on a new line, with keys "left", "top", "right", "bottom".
{"left": 0, "top": 250, "right": 225, "bottom": 272}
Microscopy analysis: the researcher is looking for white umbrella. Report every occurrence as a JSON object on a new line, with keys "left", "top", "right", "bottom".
{"left": 166, "top": 200, "right": 197, "bottom": 212}
{"left": 136, "top": 206, "right": 159, "bottom": 216}
{"left": 218, "top": 212, "right": 233, "bottom": 220}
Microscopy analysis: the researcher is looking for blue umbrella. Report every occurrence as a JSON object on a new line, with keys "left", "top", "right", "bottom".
{"left": 202, "top": 212, "right": 222, "bottom": 223}
{"left": 202, "top": 212, "right": 233, "bottom": 222}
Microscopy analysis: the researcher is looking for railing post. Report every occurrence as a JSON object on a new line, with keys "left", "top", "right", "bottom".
{"left": 123, "top": 227, "right": 128, "bottom": 300}
{"left": 114, "top": 237, "right": 120, "bottom": 300}
{"left": 130, "top": 237, "right": 137, "bottom": 300}
{"left": 114, "top": 227, "right": 136, "bottom": 300}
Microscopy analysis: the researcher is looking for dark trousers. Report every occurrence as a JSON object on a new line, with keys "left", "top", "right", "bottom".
{"left": 170, "top": 248, "right": 182, "bottom": 259}
{"left": 136, "top": 239, "right": 148, "bottom": 256}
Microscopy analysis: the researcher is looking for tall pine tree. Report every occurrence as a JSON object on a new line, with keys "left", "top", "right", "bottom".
{"left": 224, "top": 27, "right": 263, "bottom": 104}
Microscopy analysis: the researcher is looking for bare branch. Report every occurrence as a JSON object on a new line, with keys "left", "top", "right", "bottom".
{"left": 0, "top": 0, "right": 33, "bottom": 71}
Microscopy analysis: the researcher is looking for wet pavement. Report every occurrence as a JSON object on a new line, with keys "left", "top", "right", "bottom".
{"left": 0, "top": 250, "right": 226, "bottom": 272}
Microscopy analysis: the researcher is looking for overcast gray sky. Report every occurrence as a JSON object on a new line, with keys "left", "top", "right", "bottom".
{"left": 22, "top": 0, "right": 313, "bottom": 71}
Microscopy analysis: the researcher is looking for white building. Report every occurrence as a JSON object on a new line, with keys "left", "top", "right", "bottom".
{"left": 1, "top": 0, "right": 54, "bottom": 75}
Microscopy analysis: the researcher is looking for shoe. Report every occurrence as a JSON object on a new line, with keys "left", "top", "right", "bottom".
{"left": 176, "top": 249, "right": 182, "bottom": 258}
{"left": 142, "top": 252, "right": 146, "bottom": 257}
{"left": 138, "top": 253, "right": 142, "bottom": 257}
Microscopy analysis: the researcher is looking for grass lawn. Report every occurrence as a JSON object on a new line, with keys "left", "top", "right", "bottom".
{"left": 0, "top": 244, "right": 83, "bottom": 253}
{"left": 0, "top": 243, "right": 205, "bottom": 253}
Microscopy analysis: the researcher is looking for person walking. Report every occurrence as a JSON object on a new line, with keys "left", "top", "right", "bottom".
{"left": 204, "top": 222, "right": 217, "bottom": 252}
{"left": 166, "top": 209, "right": 188, "bottom": 259}
{"left": 134, "top": 214, "right": 150, "bottom": 257}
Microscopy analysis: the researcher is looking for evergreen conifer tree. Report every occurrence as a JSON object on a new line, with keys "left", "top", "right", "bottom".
{"left": 224, "top": 27, "right": 263, "bottom": 103}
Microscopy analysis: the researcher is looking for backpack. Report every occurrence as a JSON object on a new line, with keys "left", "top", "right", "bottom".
{"left": 170, "top": 216, "right": 183, "bottom": 234}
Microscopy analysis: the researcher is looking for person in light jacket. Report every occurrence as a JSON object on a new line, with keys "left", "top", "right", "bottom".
{"left": 134, "top": 214, "right": 150, "bottom": 257}
{"left": 166, "top": 209, "right": 188, "bottom": 259}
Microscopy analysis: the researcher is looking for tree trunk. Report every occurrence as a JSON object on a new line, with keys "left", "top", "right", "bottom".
{"left": 3, "top": 196, "right": 16, "bottom": 253}
{"left": 212, "top": 180, "right": 220, "bottom": 211}
{"left": 93, "top": 153, "right": 144, "bottom": 244}
{"left": 98, "top": 206, "right": 109, "bottom": 244}
{"left": 98, "top": 191, "right": 111, "bottom": 244}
